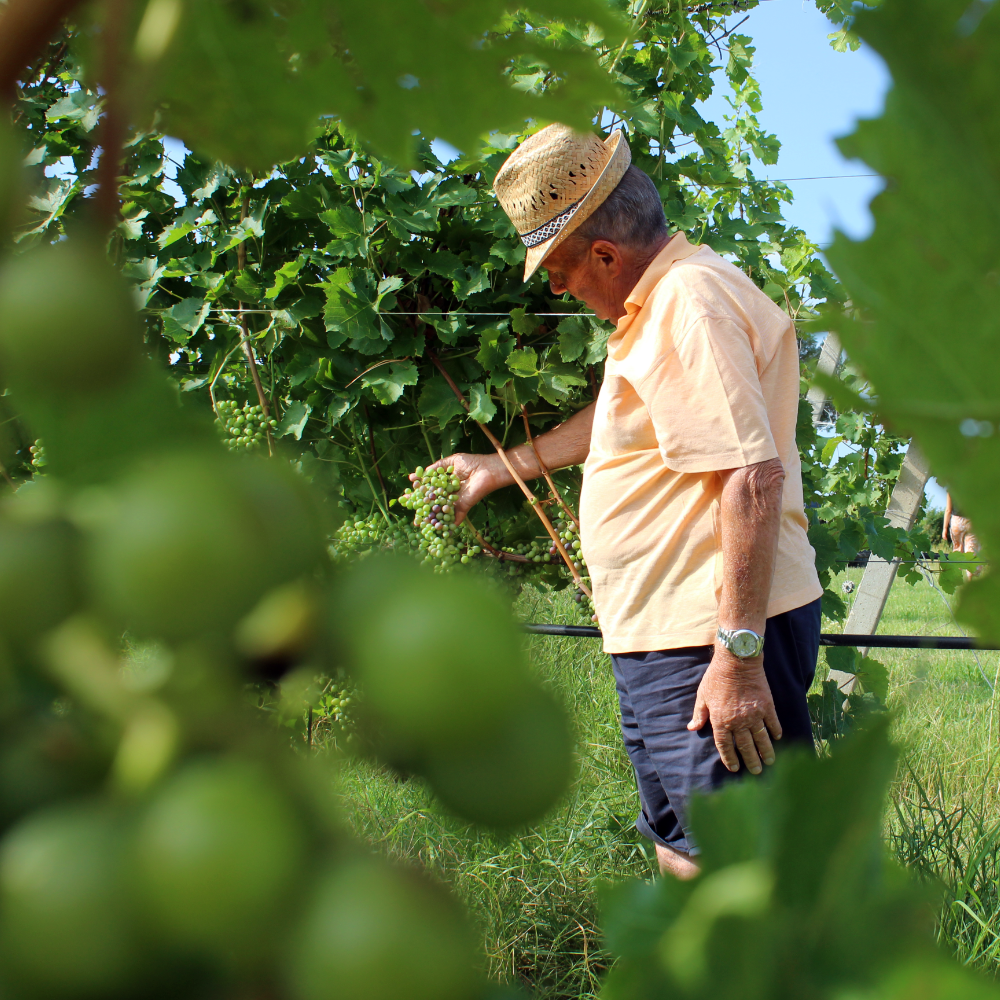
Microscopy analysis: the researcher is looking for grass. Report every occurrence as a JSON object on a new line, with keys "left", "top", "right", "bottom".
{"left": 327, "top": 566, "right": 1000, "bottom": 997}
{"left": 336, "top": 586, "right": 650, "bottom": 998}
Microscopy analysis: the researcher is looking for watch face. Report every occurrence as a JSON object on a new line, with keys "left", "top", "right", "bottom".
{"left": 731, "top": 631, "right": 760, "bottom": 658}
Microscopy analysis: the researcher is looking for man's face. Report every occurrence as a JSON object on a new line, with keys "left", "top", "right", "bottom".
{"left": 542, "top": 240, "right": 625, "bottom": 322}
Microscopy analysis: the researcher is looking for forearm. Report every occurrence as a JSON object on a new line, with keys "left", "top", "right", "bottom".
{"left": 717, "top": 458, "right": 786, "bottom": 635}
{"left": 488, "top": 403, "right": 595, "bottom": 489}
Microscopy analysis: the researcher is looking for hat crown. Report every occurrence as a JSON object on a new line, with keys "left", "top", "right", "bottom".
{"left": 494, "top": 124, "right": 610, "bottom": 237}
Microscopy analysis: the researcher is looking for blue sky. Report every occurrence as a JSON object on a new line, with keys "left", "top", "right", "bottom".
{"left": 697, "top": 0, "right": 890, "bottom": 248}
{"left": 694, "top": 4, "right": 946, "bottom": 510}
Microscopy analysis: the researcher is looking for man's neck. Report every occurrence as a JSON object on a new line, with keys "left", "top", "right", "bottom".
{"left": 612, "top": 232, "right": 673, "bottom": 320}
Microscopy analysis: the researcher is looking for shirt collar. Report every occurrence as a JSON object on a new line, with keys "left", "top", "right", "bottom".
{"left": 607, "top": 232, "right": 701, "bottom": 360}
{"left": 624, "top": 231, "right": 700, "bottom": 312}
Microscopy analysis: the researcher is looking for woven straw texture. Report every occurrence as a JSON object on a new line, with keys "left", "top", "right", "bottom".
{"left": 494, "top": 123, "right": 631, "bottom": 281}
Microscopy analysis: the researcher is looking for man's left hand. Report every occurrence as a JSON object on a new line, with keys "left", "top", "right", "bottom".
{"left": 687, "top": 649, "right": 781, "bottom": 775}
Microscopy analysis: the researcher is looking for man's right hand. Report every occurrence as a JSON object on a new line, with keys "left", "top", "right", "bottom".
{"left": 419, "top": 453, "right": 508, "bottom": 525}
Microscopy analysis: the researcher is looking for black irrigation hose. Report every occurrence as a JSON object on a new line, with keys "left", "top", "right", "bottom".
{"left": 523, "top": 624, "right": 1000, "bottom": 650}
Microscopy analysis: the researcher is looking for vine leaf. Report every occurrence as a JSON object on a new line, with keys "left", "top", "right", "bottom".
{"left": 507, "top": 348, "right": 539, "bottom": 378}
{"left": 467, "top": 383, "right": 497, "bottom": 424}
{"left": 321, "top": 207, "right": 370, "bottom": 260}
{"left": 277, "top": 401, "right": 312, "bottom": 441}
{"left": 266, "top": 259, "right": 304, "bottom": 300}
{"left": 556, "top": 316, "right": 588, "bottom": 362}
{"left": 475, "top": 322, "right": 514, "bottom": 371}
{"left": 363, "top": 361, "right": 419, "bottom": 406}
{"left": 418, "top": 376, "right": 466, "bottom": 428}
{"left": 162, "top": 298, "right": 209, "bottom": 344}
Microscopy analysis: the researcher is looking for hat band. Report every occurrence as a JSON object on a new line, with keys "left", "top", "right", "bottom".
{"left": 519, "top": 198, "right": 583, "bottom": 249}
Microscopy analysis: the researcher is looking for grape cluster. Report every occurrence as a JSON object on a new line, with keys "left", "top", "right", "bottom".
{"left": 552, "top": 516, "right": 594, "bottom": 614}
{"left": 398, "top": 466, "right": 481, "bottom": 570}
{"left": 215, "top": 400, "right": 277, "bottom": 452}
{"left": 28, "top": 439, "right": 46, "bottom": 472}
{"left": 323, "top": 687, "right": 353, "bottom": 720}
{"left": 552, "top": 516, "right": 587, "bottom": 575}
{"left": 330, "top": 473, "right": 593, "bottom": 618}
{"left": 330, "top": 514, "right": 432, "bottom": 566}
{"left": 317, "top": 684, "right": 356, "bottom": 745}
{"left": 506, "top": 538, "right": 553, "bottom": 563}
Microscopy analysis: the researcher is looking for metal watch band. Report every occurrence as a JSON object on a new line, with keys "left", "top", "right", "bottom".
{"left": 716, "top": 626, "right": 765, "bottom": 659}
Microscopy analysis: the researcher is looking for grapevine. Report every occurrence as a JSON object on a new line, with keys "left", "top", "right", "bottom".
{"left": 214, "top": 400, "right": 278, "bottom": 453}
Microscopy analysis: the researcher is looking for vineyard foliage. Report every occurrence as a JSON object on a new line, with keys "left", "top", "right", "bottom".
{"left": 9, "top": 0, "right": 922, "bottom": 616}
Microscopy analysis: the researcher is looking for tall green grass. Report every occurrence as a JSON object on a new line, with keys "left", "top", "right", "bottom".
{"left": 327, "top": 567, "right": 1000, "bottom": 997}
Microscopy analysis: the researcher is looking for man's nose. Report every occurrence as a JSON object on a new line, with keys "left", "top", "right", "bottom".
{"left": 549, "top": 277, "right": 566, "bottom": 295}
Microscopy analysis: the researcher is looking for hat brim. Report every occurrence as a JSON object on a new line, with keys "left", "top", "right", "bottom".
{"left": 521, "top": 128, "right": 632, "bottom": 283}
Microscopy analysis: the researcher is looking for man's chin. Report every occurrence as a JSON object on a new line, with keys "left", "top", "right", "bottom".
{"left": 577, "top": 300, "right": 605, "bottom": 321}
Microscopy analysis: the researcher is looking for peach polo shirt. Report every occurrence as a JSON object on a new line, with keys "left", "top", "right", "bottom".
{"left": 579, "top": 232, "right": 822, "bottom": 654}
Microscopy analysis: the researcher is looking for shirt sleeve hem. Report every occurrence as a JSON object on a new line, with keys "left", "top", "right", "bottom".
{"left": 659, "top": 444, "right": 780, "bottom": 474}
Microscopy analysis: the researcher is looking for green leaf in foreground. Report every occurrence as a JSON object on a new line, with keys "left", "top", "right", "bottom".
{"left": 825, "top": 0, "right": 1000, "bottom": 640}
{"left": 601, "top": 720, "right": 1000, "bottom": 999}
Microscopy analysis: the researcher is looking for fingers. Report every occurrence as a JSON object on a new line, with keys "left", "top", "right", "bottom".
{"left": 687, "top": 695, "right": 709, "bottom": 733}
{"left": 733, "top": 728, "right": 763, "bottom": 775}
{"left": 763, "top": 703, "right": 782, "bottom": 741}
{"left": 750, "top": 723, "right": 775, "bottom": 768}
{"left": 714, "top": 728, "right": 741, "bottom": 773}
{"left": 416, "top": 457, "right": 449, "bottom": 479}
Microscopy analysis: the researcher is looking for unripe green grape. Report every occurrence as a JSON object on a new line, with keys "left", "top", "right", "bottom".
{"left": 0, "top": 239, "right": 142, "bottom": 398}
{"left": 133, "top": 758, "right": 306, "bottom": 962}
{"left": 285, "top": 856, "right": 478, "bottom": 1000}
{"left": 0, "top": 518, "right": 81, "bottom": 647}
{"left": 88, "top": 452, "right": 324, "bottom": 640}
{"left": 0, "top": 803, "right": 145, "bottom": 996}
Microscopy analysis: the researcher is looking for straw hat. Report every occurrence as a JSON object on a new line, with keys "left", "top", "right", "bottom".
{"left": 494, "top": 123, "right": 632, "bottom": 281}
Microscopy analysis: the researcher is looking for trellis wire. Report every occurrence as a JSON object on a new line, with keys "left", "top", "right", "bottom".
{"left": 143, "top": 309, "right": 597, "bottom": 317}
{"left": 523, "top": 624, "right": 1000, "bottom": 650}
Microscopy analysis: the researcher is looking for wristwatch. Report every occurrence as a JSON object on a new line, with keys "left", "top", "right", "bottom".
{"left": 716, "top": 626, "right": 765, "bottom": 659}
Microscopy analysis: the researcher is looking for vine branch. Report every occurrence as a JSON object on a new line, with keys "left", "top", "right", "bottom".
{"left": 95, "top": 0, "right": 129, "bottom": 231}
{"left": 520, "top": 405, "right": 579, "bottom": 530}
{"left": 463, "top": 516, "right": 530, "bottom": 564}
{"left": 237, "top": 188, "right": 274, "bottom": 456}
{"left": 0, "top": 0, "right": 84, "bottom": 101}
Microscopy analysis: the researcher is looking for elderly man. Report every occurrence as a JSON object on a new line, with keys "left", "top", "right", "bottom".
{"left": 429, "top": 124, "right": 822, "bottom": 878}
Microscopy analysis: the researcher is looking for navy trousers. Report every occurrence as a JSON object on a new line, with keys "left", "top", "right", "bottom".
{"left": 610, "top": 599, "right": 821, "bottom": 855}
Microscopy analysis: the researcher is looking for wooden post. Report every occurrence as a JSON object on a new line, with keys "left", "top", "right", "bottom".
{"left": 807, "top": 333, "right": 931, "bottom": 693}
{"left": 807, "top": 332, "right": 841, "bottom": 424}
{"left": 828, "top": 444, "right": 931, "bottom": 692}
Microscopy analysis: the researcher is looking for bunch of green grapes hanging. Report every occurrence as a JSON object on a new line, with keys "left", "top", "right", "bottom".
{"left": 315, "top": 680, "right": 357, "bottom": 748}
{"left": 329, "top": 514, "right": 417, "bottom": 562}
{"left": 553, "top": 515, "right": 594, "bottom": 614}
{"left": 332, "top": 470, "right": 592, "bottom": 618}
{"left": 397, "top": 466, "right": 481, "bottom": 570}
{"left": 215, "top": 399, "right": 277, "bottom": 452}
{"left": 27, "top": 439, "right": 46, "bottom": 473}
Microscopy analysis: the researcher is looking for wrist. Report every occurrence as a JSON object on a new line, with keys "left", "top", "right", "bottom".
{"left": 716, "top": 625, "right": 765, "bottom": 659}
{"left": 484, "top": 453, "right": 514, "bottom": 490}
{"left": 712, "top": 645, "right": 764, "bottom": 673}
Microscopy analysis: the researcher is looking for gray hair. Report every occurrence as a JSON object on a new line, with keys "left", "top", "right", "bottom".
{"left": 563, "top": 165, "right": 667, "bottom": 255}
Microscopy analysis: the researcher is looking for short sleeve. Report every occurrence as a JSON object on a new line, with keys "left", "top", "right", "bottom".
{"left": 634, "top": 315, "right": 778, "bottom": 474}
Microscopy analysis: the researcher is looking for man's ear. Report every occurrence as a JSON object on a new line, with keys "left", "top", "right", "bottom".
{"left": 590, "top": 239, "right": 624, "bottom": 275}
